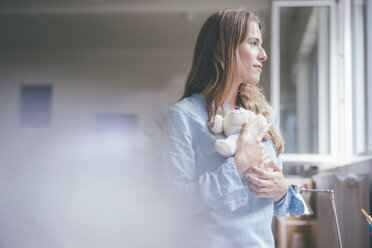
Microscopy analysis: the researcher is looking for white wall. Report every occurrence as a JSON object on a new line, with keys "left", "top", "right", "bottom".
{"left": 0, "top": 51, "right": 189, "bottom": 248}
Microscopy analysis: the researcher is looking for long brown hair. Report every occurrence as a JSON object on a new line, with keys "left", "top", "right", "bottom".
{"left": 181, "top": 9, "right": 284, "bottom": 155}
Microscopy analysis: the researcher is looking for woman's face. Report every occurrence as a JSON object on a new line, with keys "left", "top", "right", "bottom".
{"left": 237, "top": 22, "right": 267, "bottom": 85}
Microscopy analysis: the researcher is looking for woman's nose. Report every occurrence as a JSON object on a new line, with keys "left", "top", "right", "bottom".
{"left": 258, "top": 47, "right": 267, "bottom": 62}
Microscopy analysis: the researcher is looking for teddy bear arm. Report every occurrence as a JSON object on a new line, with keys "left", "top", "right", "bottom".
{"left": 215, "top": 134, "right": 239, "bottom": 157}
{"left": 211, "top": 114, "right": 224, "bottom": 134}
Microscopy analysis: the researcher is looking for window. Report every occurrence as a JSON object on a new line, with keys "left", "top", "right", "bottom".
{"left": 278, "top": 6, "right": 330, "bottom": 154}
{"left": 271, "top": 0, "right": 372, "bottom": 164}
{"left": 271, "top": 1, "right": 336, "bottom": 163}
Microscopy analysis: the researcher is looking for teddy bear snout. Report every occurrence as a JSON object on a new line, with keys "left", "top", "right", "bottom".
{"left": 229, "top": 112, "right": 244, "bottom": 124}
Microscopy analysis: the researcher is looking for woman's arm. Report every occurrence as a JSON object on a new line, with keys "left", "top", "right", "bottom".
{"left": 244, "top": 162, "right": 304, "bottom": 216}
{"left": 243, "top": 108, "right": 305, "bottom": 216}
{"left": 245, "top": 161, "right": 288, "bottom": 202}
{"left": 163, "top": 109, "right": 249, "bottom": 218}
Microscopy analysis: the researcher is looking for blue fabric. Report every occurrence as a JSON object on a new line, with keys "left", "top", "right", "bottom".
{"left": 163, "top": 93, "right": 304, "bottom": 248}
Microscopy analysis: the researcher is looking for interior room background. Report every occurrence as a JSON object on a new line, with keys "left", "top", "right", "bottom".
{"left": 0, "top": 0, "right": 371, "bottom": 247}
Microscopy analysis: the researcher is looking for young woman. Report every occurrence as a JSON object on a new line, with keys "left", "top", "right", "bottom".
{"left": 163, "top": 9, "right": 304, "bottom": 248}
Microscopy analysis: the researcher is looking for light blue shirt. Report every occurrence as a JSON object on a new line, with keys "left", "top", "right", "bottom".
{"left": 163, "top": 93, "right": 304, "bottom": 248}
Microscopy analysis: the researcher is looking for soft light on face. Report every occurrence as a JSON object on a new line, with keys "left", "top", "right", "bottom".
{"left": 237, "top": 22, "right": 267, "bottom": 85}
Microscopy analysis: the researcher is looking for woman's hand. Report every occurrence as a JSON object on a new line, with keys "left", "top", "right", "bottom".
{"left": 245, "top": 161, "right": 289, "bottom": 203}
{"left": 234, "top": 121, "right": 271, "bottom": 175}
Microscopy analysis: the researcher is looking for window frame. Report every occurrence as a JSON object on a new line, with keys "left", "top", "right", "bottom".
{"left": 364, "top": 0, "right": 372, "bottom": 154}
{"left": 270, "top": 0, "right": 363, "bottom": 166}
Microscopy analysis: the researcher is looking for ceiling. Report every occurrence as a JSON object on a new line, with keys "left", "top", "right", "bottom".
{"left": 0, "top": 0, "right": 270, "bottom": 52}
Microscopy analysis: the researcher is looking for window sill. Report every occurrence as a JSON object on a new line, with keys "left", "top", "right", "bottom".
{"left": 282, "top": 154, "right": 372, "bottom": 175}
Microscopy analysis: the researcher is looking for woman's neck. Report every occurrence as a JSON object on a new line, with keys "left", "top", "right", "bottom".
{"left": 226, "top": 99, "right": 235, "bottom": 110}
{"left": 225, "top": 85, "right": 239, "bottom": 110}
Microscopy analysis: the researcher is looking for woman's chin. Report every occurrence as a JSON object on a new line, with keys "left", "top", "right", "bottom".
{"left": 240, "top": 75, "right": 260, "bottom": 85}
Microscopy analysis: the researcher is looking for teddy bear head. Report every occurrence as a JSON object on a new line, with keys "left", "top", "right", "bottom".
{"left": 223, "top": 108, "right": 255, "bottom": 136}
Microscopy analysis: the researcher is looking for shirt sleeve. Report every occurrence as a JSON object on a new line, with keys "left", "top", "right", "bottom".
{"left": 273, "top": 185, "right": 305, "bottom": 217}
{"left": 163, "top": 108, "right": 248, "bottom": 218}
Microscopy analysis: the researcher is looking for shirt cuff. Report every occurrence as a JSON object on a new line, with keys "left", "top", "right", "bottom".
{"left": 274, "top": 185, "right": 305, "bottom": 217}
{"left": 203, "top": 157, "right": 248, "bottom": 212}
{"left": 221, "top": 157, "right": 249, "bottom": 211}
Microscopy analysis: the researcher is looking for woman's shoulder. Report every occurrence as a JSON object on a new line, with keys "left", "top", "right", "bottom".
{"left": 164, "top": 94, "right": 207, "bottom": 133}
{"left": 167, "top": 94, "right": 205, "bottom": 119}
{"left": 168, "top": 98, "right": 192, "bottom": 114}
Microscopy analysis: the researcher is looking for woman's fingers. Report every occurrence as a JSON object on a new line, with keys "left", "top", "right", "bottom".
{"left": 246, "top": 171, "right": 265, "bottom": 185}
{"left": 256, "top": 123, "right": 272, "bottom": 141}
{"left": 250, "top": 166, "right": 271, "bottom": 179}
{"left": 246, "top": 170, "right": 279, "bottom": 198}
{"left": 254, "top": 144, "right": 265, "bottom": 156}
{"left": 261, "top": 153, "right": 269, "bottom": 164}
{"left": 240, "top": 121, "right": 253, "bottom": 136}
{"left": 250, "top": 148, "right": 269, "bottom": 167}
{"left": 245, "top": 167, "right": 290, "bottom": 201}
{"left": 259, "top": 150, "right": 266, "bottom": 158}
{"left": 245, "top": 175, "right": 267, "bottom": 190}
{"left": 246, "top": 180, "right": 271, "bottom": 198}
{"left": 264, "top": 160, "right": 281, "bottom": 172}
{"left": 235, "top": 121, "right": 272, "bottom": 173}
{"left": 246, "top": 180, "right": 265, "bottom": 193}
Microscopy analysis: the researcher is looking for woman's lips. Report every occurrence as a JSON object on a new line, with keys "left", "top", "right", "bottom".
{"left": 253, "top": 65, "right": 262, "bottom": 72}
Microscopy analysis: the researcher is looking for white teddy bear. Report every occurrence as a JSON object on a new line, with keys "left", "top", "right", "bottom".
{"left": 211, "top": 107, "right": 268, "bottom": 158}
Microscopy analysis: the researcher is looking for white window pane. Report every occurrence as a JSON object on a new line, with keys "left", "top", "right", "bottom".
{"left": 279, "top": 6, "right": 330, "bottom": 154}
